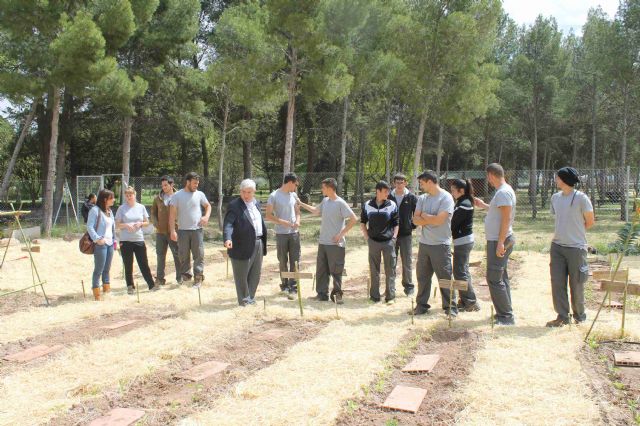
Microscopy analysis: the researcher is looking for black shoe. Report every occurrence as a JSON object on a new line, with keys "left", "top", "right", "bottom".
{"left": 127, "top": 286, "right": 135, "bottom": 295}
{"left": 404, "top": 288, "right": 415, "bottom": 297}
{"left": 155, "top": 278, "right": 166, "bottom": 286}
{"left": 410, "top": 306, "right": 430, "bottom": 316}
{"left": 369, "top": 297, "right": 381, "bottom": 303}
{"left": 546, "top": 317, "right": 570, "bottom": 328}
{"left": 149, "top": 285, "right": 160, "bottom": 292}
{"left": 309, "top": 295, "right": 329, "bottom": 302}
{"left": 334, "top": 293, "right": 344, "bottom": 305}
{"left": 287, "top": 291, "right": 296, "bottom": 300}
{"left": 496, "top": 320, "right": 516, "bottom": 326}
{"left": 181, "top": 274, "right": 192, "bottom": 283}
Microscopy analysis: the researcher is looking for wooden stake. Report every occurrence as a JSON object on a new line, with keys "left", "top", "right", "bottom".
{"left": 296, "top": 262, "right": 304, "bottom": 317}
{"left": 81, "top": 280, "right": 86, "bottom": 300}
{"left": 621, "top": 274, "right": 630, "bottom": 339}
{"left": 263, "top": 297, "right": 266, "bottom": 313}
{"left": 411, "top": 298, "right": 415, "bottom": 325}
{"left": 448, "top": 281, "right": 453, "bottom": 328}
{"left": 198, "top": 286, "right": 202, "bottom": 306}
{"left": 136, "top": 282, "right": 140, "bottom": 303}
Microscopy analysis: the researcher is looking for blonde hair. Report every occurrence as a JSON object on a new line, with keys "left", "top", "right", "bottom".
{"left": 124, "top": 186, "right": 136, "bottom": 196}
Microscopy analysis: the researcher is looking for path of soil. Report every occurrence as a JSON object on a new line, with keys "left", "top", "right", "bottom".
{"left": 0, "top": 306, "right": 181, "bottom": 375}
{"left": 579, "top": 341, "right": 640, "bottom": 425}
{"left": 49, "top": 318, "right": 327, "bottom": 426}
{"left": 336, "top": 327, "right": 483, "bottom": 426}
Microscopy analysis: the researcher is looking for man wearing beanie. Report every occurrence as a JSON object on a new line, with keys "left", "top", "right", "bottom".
{"left": 546, "top": 167, "right": 595, "bottom": 327}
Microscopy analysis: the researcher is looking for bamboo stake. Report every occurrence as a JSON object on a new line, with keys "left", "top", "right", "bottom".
{"left": 263, "top": 297, "right": 266, "bottom": 313}
{"left": 411, "top": 298, "right": 415, "bottom": 325}
{"left": 81, "top": 280, "right": 86, "bottom": 300}
{"left": 198, "top": 286, "right": 202, "bottom": 306}
{"left": 296, "top": 262, "right": 304, "bottom": 317}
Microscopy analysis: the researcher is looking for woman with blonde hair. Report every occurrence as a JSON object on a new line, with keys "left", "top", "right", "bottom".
{"left": 116, "top": 186, "right": 157, "bottom": 293}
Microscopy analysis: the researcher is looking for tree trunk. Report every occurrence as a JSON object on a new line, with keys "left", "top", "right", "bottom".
{"left": 435, "top": 123, "right": 444, "bottom": 177}
{"left": 337, "top": 96, "right": 349, "bottom": 195}
{"left": 385, "top": 104, "right": 391, "bottom": 183}
{"left": 242, "top": 139, "right": 252, "bottom": 179}
{"left": 571, "top": 129, "right": 578, "bottom": 166}
{"left": 217, "top": 97, "right": 230, "bottom": 230}
{"left": 42, "top": 87, "right": 61, "bottom": 237}
{"left": 54, "top": 90, "right": 73, "bottom": 213}
{"left": 304, "top": 124, "right": 316, "bottom": 196}
{"left": 283, "top": 49, "right": 297, "bottom": 174}
{"left": 201, "top": 136, "right": 209, "bottom": 178}
{"left": 484, "top": 123, "right": 490, "bottom": 197}
{"left": 122, "top": 115, "right": 133, "bottom": 186}
{"left": 620, "top": 85, "right": 629, "bottom": 220}
{"left": 590, "top": 76, "right": 597, "bottom": 207}
{"left": 412, "top": 111, "right": 428, "bottom": 190}
{"left": 0, "top": 99, "right": 39, "bottom": 201}
{"left": 529, "top": 105, "right": 538, "bottom": 219}
{"left": 394, "top": 117, "right": 401, "bottom": 173}
{"left": 354, "top": 126, "right": 366, "bottom": 206}
{"left": 541, "top": 141, "right": 549, "bottom": 209}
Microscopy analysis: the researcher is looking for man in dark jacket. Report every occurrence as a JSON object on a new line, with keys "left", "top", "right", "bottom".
{"left": 388, "top": 174, "right": 418, "bottom": 296}
{"left": 362, "top": 181, "right": 399, "bottom": 304}
{"left": 151, "top": 176, "right": 181, "bottom": 286}
{"left": 81, "top": 193, "right": 96, "bottom": 223}
{"left": 223, "top": 179, "right": 268, "bottom": 306}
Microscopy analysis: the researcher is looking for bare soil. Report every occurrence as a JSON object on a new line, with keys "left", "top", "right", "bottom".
{"left": 579, "top": 341, "right": 640, "bottom": 425}
{"left": 49, "top": 318, "right": 327, "bottom": 425}
{"left": 336, "top": 327, "right": 483, "bottom": 426}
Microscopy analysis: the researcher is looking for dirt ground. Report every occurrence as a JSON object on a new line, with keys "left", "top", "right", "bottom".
{"left": 1, "top": 238, "right": 639, "bottom": 425}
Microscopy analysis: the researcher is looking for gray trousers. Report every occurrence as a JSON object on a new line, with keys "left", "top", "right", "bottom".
{"left": 315, "top": 244, "right": 345, "bottom": 298}
{"left": 368, "top": 239, "right": 397, "bottom": 301}
{"left": 155, "top": 233, "right": 181, "bottom": 281}
{"left": 177, "top": 229, "right": 204, "bottom": 278}
{"left": 230, "top": 240, "right": 263, "bottom": 305}
{"left": 453, "top": 242, "right": 477, "bottom": 306}
{"left": 416, "top": 243, "right": 457, "bottom": 312}
{"left": 394, "top": 235, "right": 414, "bottom": 292}
{"left": 550, "top": 243, "right": 588, "bottom": 322}
{"left": 486, "top": 236, "right": 515, "bottom": 323}
{"left": 276, "top": 233, "right": 301, "bottom": 291}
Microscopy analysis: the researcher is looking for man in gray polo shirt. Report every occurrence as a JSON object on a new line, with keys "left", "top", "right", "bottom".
{"left": 169, "top": 172, "right": 211, "bottom": 287}
{"left": 474, "top": 163, "right": 516, "bottom": 325}
{"left": 411, "top": 171, "right": 457, "bottom": 316}
{"left": 546, "top": 167, "right": 595, "bottom": 327}
{"left": 298, "top": 177, "right": 358, "bottom": 304}
{"left": 266, "top": 173, "right": 301, "bottom": 300}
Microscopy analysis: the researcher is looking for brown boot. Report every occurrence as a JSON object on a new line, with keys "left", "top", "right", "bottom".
{"left": 93, "top": 287, "right": 101, "bottom": 301}
{"left": 102, "top": 284, "right": 111, "bottom": 294}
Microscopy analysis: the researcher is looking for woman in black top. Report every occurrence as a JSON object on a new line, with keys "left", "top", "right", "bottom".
{"left": 450, "top": 179, "right": 479, "bottom": 311}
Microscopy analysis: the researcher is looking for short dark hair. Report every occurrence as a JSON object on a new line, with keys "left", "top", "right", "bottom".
{"left": 486, "top": 163, "right": 504, "bottom": 178}
{"left": 321, "top": 177, "right": 337, "bottom": 191}
{"left": 375, "top": 180, "right": 390, "bottom": 191}
{"left": 283, "top": 173, "right": 298, "bottom": 185}
{"left": 96, "top": 189, "right": 115, "bottom": 213}
{"left": 86, "top": 193, "right": 96, "bottom": 201}
{"left": 184, "top": 172, "right": 200, "bottom": 182}
{"left": 417, "top": 171, "right": 438, "bottom": 184}
{"left": 161, "top": 175, "right": 174, "bottom": 185}
{"left": 393, "top": 173, "right": 407, "bottom": 182}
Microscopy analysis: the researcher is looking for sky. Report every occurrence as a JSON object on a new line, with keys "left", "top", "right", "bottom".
{"left": 0, "top": 0, "right": 624, "bottom": 120}
{"left": 502, "top": 0, "right": 620, "bottom": 35}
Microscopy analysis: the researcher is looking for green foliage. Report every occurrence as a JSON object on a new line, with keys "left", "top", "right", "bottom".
{"left": 92, "top": 0, "right": 137, "bottom": 52}
{"left": 608, "top": 222, "right": 640, "bottom": 255}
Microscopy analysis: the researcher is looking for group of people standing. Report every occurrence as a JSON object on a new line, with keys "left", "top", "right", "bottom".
{"left": 85, "top": 163, "right": 594, "bottom": 328}
{"left": 87, "top": 172, "right": 211, "bottom": 300}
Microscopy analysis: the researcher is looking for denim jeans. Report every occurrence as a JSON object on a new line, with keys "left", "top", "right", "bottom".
{"left": 92, "top": 244, "right": 114, "bottom": 289}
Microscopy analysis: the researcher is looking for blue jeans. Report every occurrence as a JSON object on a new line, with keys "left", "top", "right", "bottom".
{"left": 92, "top": 244, "right": 114, "bottom": 289}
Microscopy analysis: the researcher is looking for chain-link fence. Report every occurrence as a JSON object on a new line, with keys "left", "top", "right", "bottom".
{"left": 0, "top": 167, "right": 637, "bottom": 226}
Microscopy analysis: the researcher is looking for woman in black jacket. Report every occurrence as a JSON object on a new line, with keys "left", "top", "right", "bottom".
{"left": 450, "top": 179, "right": 480, "bottom": 312}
